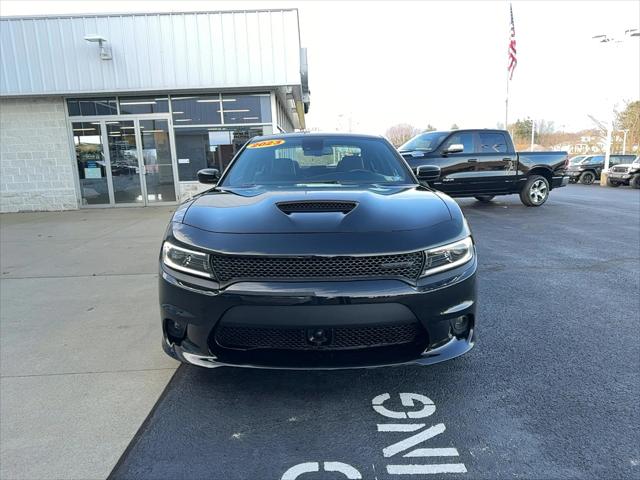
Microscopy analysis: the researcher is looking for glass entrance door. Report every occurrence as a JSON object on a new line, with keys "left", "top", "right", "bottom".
{"left": 73, "top": 116, "right": 178, "bottom": 207}
{"left": 72, "top": 121, "right": 110, "bottom": 205}
{"left": 139, "top": 119, "right": 177, "bottom": 203}
{"left": 106, "top": 120, "right": 143, "bottom": 204}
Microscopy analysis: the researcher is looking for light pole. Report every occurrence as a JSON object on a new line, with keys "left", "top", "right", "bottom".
{"left": 591, "top": 28, "right": 639, "bottom": 185}
{"left": 621, "top": 129, "right": 629, "bottom": 154}
{"left": 530, "top": 119, "right": 536, "bottom": 151}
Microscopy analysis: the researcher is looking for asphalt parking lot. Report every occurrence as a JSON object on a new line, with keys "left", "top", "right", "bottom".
{"left": 1, "top": 184, "right": 639, "bottom": 480}
{"left": 109, "top": 185, "right": 639, "bottom": 480}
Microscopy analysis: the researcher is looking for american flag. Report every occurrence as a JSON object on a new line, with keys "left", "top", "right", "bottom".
{"left": 508, "top": 3, "right": 517, "bottom": 80}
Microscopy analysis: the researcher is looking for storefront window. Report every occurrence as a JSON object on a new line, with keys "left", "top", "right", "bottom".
{"left": 67, "top": 98, "right": 117, "bottom": 116}
{"left": 72, "top": 122, "right": 109, "bottom": 205}
{"left": 221, "top": 93, "right": 271, "bottom": 124}
{"left": 174, "top": 126, "right": 268, "bottom": 181}
{"left": 119, "top": 96, "right": 169, "bottom": 115}
{"left": 171, "top": 95, "right": 222, "bottom": 126}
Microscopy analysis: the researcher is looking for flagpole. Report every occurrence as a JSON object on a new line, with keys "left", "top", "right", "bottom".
{"left": 505, "top": 67, "right": 510, "bottom": 130}
{"left": 505, "top": 2, "right": 511, "bottom": 130}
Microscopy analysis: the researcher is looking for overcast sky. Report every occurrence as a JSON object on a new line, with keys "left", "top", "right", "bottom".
{"left": 2, "top": 0, "right": 639, "bottom": 134}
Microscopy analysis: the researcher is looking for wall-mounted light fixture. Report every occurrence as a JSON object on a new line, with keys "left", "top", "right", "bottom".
{"left": 83, "top": 34, "right": 112, "bottom": 60}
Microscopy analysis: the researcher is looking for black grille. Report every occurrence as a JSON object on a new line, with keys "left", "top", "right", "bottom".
{"left": 277, "top": 201, "right": 357, "bottom": 214}
{"left": 610, "top": 166, "right": 628, "bottom": 173}
{"left": 210, "top": 251, "right": 424, "bottom": 283}
{"left": 214, "top": 323, "right": 423, "bottom": 351}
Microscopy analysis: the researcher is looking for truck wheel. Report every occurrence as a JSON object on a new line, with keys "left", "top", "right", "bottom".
{"left": 474, "top": 195, "right": 495, "bottom": 203}
{"left": 520, "top": 175, "right": 550, "bottom": 207}
{"left": 630, "top": 174, "right": 640, "bottom": 189}
{"left": 579, "top": 171, "right": 595, "bottom": 185}
{"left": 606, "top": 178, "right": 620, "bottom": 187}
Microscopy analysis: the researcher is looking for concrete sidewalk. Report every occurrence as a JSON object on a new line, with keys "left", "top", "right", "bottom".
{"left": 0, "top": 207, "right": 179, "bottom": 480}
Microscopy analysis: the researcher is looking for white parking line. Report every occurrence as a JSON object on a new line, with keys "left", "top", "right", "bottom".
{"left": 403, "top": 448, "right": 460, "bottom": 458}
{"left": 381, "top": 424, "right": 447, "bottom": 458}
{"left": 387, "top": 464, "right": 468, "bottom": 475}
{"left": 378, "top": 424, "right": 424, "bottom": 432}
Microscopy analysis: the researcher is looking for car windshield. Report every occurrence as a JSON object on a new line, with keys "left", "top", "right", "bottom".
{"left": 568, "top": 156, "right": 586, "bottom": 165}
{"left": 222, "top": 136, "right": 415, "bottom": 187}
{"left": 580, "top": 156, "right": 604, "bottom": 164}
{"left": 398, "top": 131, "right": 449, "bottom": 152}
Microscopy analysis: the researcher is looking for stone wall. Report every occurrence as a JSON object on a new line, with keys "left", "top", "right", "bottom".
{"left": 1, "top": 97, "right": 78, "bottom": 212}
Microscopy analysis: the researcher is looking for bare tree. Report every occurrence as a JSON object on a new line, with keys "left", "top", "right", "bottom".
{"left": 616, "top": 100, "right": 640, "bottom": 153}
{"left": 385, "top": 123, "right": 420, "bottom": 147}
{"left": 588, "top": 114, "right": 610, "bottom": 152}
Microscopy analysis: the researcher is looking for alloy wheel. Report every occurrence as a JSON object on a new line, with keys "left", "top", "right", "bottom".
{"left": 529, "top": 179, "right": 548, "bottom": 204}
{"left": 581, "top": 173, "right": 594, "bottom": 185}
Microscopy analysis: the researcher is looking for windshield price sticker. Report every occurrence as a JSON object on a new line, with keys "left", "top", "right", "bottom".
{"left": 247, "top": 139, "right": 286, "bottom": 149}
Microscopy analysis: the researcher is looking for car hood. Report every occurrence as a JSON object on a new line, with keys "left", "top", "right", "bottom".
{"left": 180, "top": 185, "right": 452, "bottom": 234}
{"left": 612, "top": 163, "right": 635, "bottom": 169}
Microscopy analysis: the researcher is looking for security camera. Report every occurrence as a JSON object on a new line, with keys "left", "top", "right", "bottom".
{"left": 83, "top": 34, "right": 112, "bottom": 60}
{"left": 84, "top": 34, "right": 108, "bottom": 43}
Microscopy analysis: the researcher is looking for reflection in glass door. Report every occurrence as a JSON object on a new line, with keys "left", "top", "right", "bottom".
{"left": 72, "top": 122, "right": 109, "bottom": 205}
{"left": 139, "top": 120, "right": 177, "bottom": 203}
{"left": 106, "top": 121, "right": 143, "bottom": 204}
{"left": 73, "top": 116, "right": 178, "bottom": 207}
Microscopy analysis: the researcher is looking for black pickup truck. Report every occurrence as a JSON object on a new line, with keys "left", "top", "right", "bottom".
{"left": 399, "top": 129, "right": 569, "bottom": 206}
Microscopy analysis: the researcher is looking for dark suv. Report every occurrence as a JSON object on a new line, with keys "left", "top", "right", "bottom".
{"left": 567, "top": 154, "right": 637, "bottom": 184}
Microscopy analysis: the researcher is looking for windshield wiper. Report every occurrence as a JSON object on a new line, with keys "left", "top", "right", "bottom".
{"left": 400, "top": 148, "right": 431, "bottom": 153}
{"left": 298, "top": 180, "right": 343, "bottom": 184}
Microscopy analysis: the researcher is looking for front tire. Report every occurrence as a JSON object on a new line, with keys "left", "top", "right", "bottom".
{"left": 474, "top": 195, "right": 495, "bottom": 203}
{"left": 630, "top": 174, "right": 640, "bottom": 189}
{"left": 579, "top": 171, "right": 595, "bottom": 185}
{"left": 520, "top": 175, "right": 550, "bottom": 207}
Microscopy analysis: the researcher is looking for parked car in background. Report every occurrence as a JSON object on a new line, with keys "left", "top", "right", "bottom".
{"left": 566, "top": 154, "right": 636, "bottom": 184}
{"left": 398, "top": 129, "right": 569, "bottom": 206}
{"left": 607, "top": 156, "right": 640, "bottom": 188}
{"left": 568, "top": 155, "right": 588, "bottom": 166}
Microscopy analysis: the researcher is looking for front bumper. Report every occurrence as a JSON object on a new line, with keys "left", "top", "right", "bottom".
{"left": 159, "top": 256, "right": 477, "bottom": 369}
{"left": 608, "top": 172, "right": 631, "bottom": 181}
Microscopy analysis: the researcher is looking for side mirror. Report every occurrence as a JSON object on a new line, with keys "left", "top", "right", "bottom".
{"left": 416, "top": 165, "right": 441, "bottom": 181}
{"left": 444, "top": 143, "right": 464, "bottom": 154}
{"left": 197, "top": 168, "right": 220, "bottom": 184}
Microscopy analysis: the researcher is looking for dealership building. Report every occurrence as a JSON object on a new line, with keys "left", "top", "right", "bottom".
{"left": 0, "top": 9, "right": 310, "bottom": 212}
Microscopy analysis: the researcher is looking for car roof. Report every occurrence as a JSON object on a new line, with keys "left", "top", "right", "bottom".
{"left": 248, "top": 132, "right": 385, "bottom": 142}
{"left": 410, "top": 129, "right": 509, "bottom": 136}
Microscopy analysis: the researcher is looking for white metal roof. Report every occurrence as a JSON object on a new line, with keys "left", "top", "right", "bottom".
{"left": 0, "top": 9, "right": 304, "bottom": 96}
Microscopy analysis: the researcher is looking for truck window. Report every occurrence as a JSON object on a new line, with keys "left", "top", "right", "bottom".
{"left": 442, "top": 133, "right": 474, "bottom": 154}
{"left": 479, "top": 133, "right": 508, "bottom": 153}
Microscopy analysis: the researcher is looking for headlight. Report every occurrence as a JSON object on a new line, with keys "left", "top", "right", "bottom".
{"left": 162, "top": 241, "right": 213, "bottom": 278}
{"left": 421, "top": 237, "right": 474, "bottom": 277}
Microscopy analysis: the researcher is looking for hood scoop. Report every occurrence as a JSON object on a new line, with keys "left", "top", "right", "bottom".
{"left": 277, "top": 200, "right": 357, "bottom": 215}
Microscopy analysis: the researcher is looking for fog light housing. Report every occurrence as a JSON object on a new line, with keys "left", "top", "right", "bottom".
{"left": 165, "top": 319, "right": 187, "bottom": 343}
{"left": 450, "top": 315, "right": 469, "bottom": 336}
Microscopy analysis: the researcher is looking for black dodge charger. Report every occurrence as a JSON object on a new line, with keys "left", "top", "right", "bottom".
{"left": 159, "top": 133, "right": 477, "bottom": 369}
